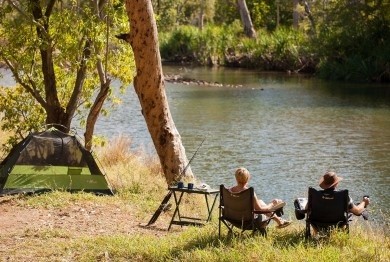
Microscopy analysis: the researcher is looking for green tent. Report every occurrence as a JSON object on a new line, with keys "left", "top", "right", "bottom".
{"left": 0, "top": 128, "right": 113, "bottom": 195}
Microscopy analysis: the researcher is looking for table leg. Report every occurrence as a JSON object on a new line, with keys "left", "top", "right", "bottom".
{"left": 205, "top": 193, "right": 219, "bottom": 222}
{"left": 168, "top": 191, "right": 185, "bottom": 231}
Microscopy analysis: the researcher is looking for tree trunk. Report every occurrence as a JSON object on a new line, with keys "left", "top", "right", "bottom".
{"left": 302, "top": 0, "right": 316, "bottom": 34}
{"left": 276, "top": 0, "right": 280, "bottom": 28}
{"left": 4, "top": 0, "right": 113, "bottom": 150}
{"left": 236, "top": 0, "right": 257, "bottom": 38}
{"left": 293, "top": 0, "right": 300, "bottom": 29}
{"left": 198, "top": 0, "right": 205, "bottom": 30}
{"left": 31, "top": 0, "right": 70, "bottom": 133}
{"left": 124, "top": 0, "right": 193, "bottom": 184}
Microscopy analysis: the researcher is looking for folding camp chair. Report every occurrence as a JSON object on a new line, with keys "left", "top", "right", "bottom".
{"left": 218, "top": 185, "right": 277, "bottom": 238}
{"left": 305, "top": 187, "right": 350, "bottom": 239}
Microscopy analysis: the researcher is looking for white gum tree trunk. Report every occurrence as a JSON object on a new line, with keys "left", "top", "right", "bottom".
{"left": 124, "top": 0, "right": 193, "bottom": 184}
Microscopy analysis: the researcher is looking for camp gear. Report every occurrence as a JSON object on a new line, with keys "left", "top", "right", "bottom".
{"left": 0, "top": 128, "right": 113, "bottom": 195}
{"left": 305, "top": 187, "right": 350, "bottom": 239}
{"left": 168, "top": 186, "right": 219, "bottom": 231}
{"left": 294, "top": 197, "right": 307, "bottom": 220}
{"left": 146, "top": 138, "right": 205, "bottom": 226}
{"left": 219, "top": 185, "right": 277, "bottom": 238}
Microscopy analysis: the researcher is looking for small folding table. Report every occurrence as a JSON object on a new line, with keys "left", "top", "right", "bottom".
{"left": 167, "top": 186, "right": 219, "bottom": 231}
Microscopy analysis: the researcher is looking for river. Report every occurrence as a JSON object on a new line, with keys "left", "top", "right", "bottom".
{"left": 1, "top": 66, "right": 390, "bottom": 222}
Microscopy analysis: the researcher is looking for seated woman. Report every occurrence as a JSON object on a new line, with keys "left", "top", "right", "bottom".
{"left": 229, "top": 167, "right": 292, "bottom": 229}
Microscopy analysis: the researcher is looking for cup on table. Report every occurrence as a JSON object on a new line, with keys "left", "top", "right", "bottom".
{"left": 177, "top": 181, "right": 184, "bottom": 188}
{"left": 187, "top": 183, "right": 194, "bottom": 190}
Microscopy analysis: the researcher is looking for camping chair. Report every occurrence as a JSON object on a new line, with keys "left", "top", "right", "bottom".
{"left": 305, "top": 187, "right": 350, "bottom": 239}
{"left": 219, "top": 185, "right": 277, "bottom": 238}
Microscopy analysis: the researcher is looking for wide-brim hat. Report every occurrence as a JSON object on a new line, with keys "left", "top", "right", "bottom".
{"left": 319, "top": 171, "right": 343, "bottom": 189}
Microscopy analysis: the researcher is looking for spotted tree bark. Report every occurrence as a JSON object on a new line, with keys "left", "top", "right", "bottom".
{"left": 124, "top": 0, "right": 193, "bottom": 184}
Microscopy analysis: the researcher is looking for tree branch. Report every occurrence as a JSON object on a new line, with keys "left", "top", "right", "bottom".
{"left": 30, "top": 0, "right": 61, "bottom": 114}
{"left": 3, "top": 57, "right": 47, "bottom": 109}
{"left": 5, "top": 0, "right": 30, "bottom": 18}
{"left": 84, "top": 79, "right": 111, "bottom": 150}
{"left": 45, "top": 0, "right": 56, "bottom": 17}
{"left": 65, "top": 39, "right": 92, "bottom": 122}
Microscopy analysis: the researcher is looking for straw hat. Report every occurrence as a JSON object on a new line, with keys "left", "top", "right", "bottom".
{"left": 319, "top": 171, "right": 343, "bottom": 189}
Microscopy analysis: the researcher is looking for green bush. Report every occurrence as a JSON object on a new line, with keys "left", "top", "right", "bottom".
{"left": 314, "top": 0, "right": 390, "bottom": 82}
{"left": 159, "top": 6, "right": 388, "bottom": 82}
{"left": 160, "top": 23, "right": 242, "bottom": 65}
{"left": 160, "top": 25, "right": 312, "bottom": 72}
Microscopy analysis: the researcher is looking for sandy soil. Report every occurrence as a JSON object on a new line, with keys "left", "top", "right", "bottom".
{"left": 0, "top": 197, "right": 173, "bottom": 234}
{"left": 0, "top": 197, "right": 173, "bottom": 260}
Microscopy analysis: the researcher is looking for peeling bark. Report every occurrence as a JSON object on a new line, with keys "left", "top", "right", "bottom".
{"left": 124, "top": 0, "right": 193, "bottom": 184}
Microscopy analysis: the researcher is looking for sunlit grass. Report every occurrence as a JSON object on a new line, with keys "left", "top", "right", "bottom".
{"left": 6, "top": 223, "right": 388, "bottom": 261}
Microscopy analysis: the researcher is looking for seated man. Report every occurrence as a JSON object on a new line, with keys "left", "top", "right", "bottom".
{"left": 229, "top": 167, "right": 292, "bottom": 228}
{"left": 317, "top": 171, "right": 370, "bottom": 216}
{"left": 305, "top": 171, "right": 370, "bottom": 236}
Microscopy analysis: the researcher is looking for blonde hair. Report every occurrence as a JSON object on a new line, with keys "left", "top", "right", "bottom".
{"left": 235, "top": 167, "right": 250, "bottom": 185}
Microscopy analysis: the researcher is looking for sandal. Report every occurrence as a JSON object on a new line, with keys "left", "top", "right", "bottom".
{"left": 277, "top": 220, "right": 292, "bottom": 229}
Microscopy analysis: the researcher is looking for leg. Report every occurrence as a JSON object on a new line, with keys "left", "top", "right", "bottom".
{"left": 305, "top": 221, "right": 311, "bottom": 239}
{"left": 272, "top": 215, "right": 292, "bottom": 228}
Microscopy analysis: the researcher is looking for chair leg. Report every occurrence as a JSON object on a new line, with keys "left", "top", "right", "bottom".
{"left": 220, "top": 219, "right": 235, "bottom": 238}
{"left": 218, "top": 219, "right": 221, "bottom": 239}
{"left": 252, "top": 222, "right": 267, "bottom": 237}
{"left": 255, "top": 227, "right": 267, "bottom": 237}
{"left": 305, "top": 222, "right": 310, "bottom": 240}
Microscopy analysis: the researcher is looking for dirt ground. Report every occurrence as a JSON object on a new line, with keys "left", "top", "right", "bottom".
{"left": 0, "top": 197, "right": 173, "bottom": 260}
{"left": 1, "top": 201, "right": 168, "bottom": 233}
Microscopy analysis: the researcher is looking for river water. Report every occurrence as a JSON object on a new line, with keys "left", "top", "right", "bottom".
{"left": 1, "top": 66, "right": 390, "bottom": 221}
{"left": 96, "top": 66, "right": 390, "bottom": 221}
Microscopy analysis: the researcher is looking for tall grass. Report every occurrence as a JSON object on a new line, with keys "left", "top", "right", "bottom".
{"left": 159, "top": 25, "right": 313, "bottom": 73}
{"left": 5, "top": 222, "right": 389, "bottom": 261}
{"left": 159, "top": 23, "right": 242, "bottom": 65}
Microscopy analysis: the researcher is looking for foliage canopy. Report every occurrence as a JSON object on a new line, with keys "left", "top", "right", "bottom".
{"left": 0, "top": 0, "right": 135, "bottom": 150}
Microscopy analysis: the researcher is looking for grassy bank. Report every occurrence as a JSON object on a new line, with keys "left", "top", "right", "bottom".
{"left": 1, "top": 135, "right": 389, "bottom": 261}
